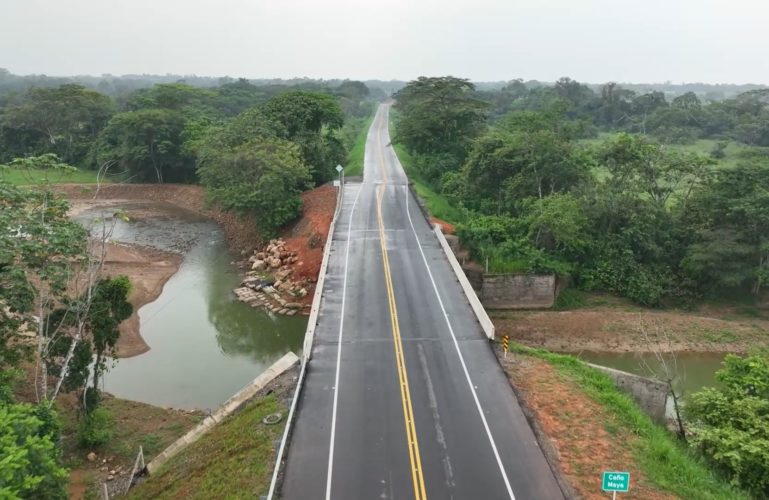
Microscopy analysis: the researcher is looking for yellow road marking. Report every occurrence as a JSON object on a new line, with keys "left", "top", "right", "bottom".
{"left": 376, "top": 183, "right": 427, "bottom": 500}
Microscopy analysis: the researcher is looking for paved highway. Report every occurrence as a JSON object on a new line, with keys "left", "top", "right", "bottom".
{"left": 280, "top": 103, "right": 564, "bottom": 499}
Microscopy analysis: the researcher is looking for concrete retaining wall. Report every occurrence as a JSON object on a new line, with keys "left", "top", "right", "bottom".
{"left": 302, "top": 183, "right": 343, "bottom": 361}
{"left": 434, "top": 225, "right": 495, "bottom": 340}
{"left": 588, "top": 363, "right": 670, "bottom": 424}
{"left": 480, "top": 274, "right": 557, "bottom": 309}
{"left": 146, "top": 352, "right": 300, "bottom": 475}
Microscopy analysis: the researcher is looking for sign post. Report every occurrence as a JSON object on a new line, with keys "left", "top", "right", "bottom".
{"left": 602, "top": 471, "right": 630, "bottom": 499}
{"left": 502, "top": 335, "right": 509, "bottom": 359}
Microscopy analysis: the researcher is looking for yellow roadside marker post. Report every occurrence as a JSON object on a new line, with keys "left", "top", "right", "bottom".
{"left": 502, "top": 335, "right": 509, "bottom": 359}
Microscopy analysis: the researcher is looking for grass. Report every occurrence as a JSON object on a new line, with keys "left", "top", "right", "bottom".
{"left": 0, "top": 167, "right": 106, "bottom": 186}
{"left": 672, "top": 139, "right": 752, "bottom": 168}
{"left": 56, "top": 395, "right": 201, "bottom": 465}
{"left": 509, "top": 343, "right": 748, "bottom": 500}
{"left": 126, "top": 394, "right": 286, "bottom": 499}
{"left": 391, "top": 143, "right": 466, "bottom": 224}
{"left": 344, "top": 111, "right": 376, "bottom": 177}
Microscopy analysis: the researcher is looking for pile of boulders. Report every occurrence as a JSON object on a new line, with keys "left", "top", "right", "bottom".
{"left": 249, "top": 239, "right": 301, "bottom": 271}
{"left": 234, "top": 239, "right": 310, "bottom": 315}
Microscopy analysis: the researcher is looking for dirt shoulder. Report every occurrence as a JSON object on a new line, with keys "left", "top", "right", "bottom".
{"left": 494, "top": 307, "right": 769, "bottom": 354}
{"left": 500, "top": 352, "right": 675, "bottom": 499}
{"left": 496, "top": 346, "right": 746, "bottom": 499}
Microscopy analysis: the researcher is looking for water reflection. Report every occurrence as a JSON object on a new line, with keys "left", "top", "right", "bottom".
{"left": 205, "top": 247, "right": 306, "bottom": 362}
{"left": 578, "top": 351, "right": 725, "bottom": 398}
{"left": 77, "top": 202, "right": 306, "bottom": 410}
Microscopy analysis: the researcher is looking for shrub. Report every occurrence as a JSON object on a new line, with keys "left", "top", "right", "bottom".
{"left": 77, "top": 407, "right": 115, "bottom": 448}
{"left": 686, "top": 353, "right": 769, "bottom": 497}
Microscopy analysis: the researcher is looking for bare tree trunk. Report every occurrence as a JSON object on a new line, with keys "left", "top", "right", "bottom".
{"left": 48, "top": 213, "right": 113, "bottom": 406}
{"left": 636, "top": 317, "right": 687, "bottom": 441}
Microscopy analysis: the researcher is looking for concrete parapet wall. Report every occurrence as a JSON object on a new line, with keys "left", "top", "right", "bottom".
{"left": 146, "top": 352, "right": 300, "bottom": 475}
{"left": 434, "top": 225, "right": 495, "bottom": 340}
{"left": 588, "top": 363, "right": 669, "bottom": 424}
{"left": 481, "top": 274, "right": 556, "bottom": 309}
{"left": 303, "top": 183, "right": 343, "bottom": 361}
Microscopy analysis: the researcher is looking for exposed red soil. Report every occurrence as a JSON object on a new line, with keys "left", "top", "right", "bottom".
{"left": 499, "top": 352, "right": 676, "bottom": 499}
{"left": 279, "top": 184, "right": 337, "bottom": 304}
{"left": 430, "top": 217, "right": 455, "bottom": 234}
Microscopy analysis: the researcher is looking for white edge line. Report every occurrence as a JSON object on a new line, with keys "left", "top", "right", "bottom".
{"left": 404, "top": 186, "right": 517, "bottom": 500}
{"left": 325, "top": 183, "right": 363, "bottom": 500}
{"left": 266, "top": 357, "right": 307, "bottom": 499}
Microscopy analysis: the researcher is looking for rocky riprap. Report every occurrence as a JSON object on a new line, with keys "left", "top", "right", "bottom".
{"left": 233, "top": 238, "right": 311, "bottom": 316}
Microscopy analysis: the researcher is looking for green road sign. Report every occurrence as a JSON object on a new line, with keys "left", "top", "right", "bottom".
{"left": 602, "top": 471, "right": 630, "bottom": 492}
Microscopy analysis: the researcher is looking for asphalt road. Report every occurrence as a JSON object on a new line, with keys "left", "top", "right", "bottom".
{"left": 280, "top": 103, "right": 564, "bottom": 499}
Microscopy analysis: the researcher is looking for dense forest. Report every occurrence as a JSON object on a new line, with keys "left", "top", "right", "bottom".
{"left": 0, "top": 72, "right": 378, "bottom": 235}
{"left": 394, "top": 76, "right": 769, "bottom": 307}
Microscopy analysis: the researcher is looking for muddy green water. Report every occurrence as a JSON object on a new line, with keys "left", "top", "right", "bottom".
{"left": 577, "top": 352, "right": 726, "bottom": 398}
{"left": 78, "top": 203, "right": 306, "bottom": 410}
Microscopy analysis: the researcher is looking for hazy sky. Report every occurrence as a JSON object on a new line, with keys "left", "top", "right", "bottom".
{"left": 2, "top": 0, "right": 768, "bottom": 84}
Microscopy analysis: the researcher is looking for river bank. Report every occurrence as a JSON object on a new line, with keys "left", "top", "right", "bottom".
{"left": 59, "top": 183, "right": 336, "bottom": 361}
{"left": 493, "top": 303, "right": 769, "bottom": 354}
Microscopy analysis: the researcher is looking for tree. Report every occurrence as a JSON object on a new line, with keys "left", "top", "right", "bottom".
{"left": 458, "top": 112, "right": 590, "bottom": 210}
{"left": 683, "top": 161, "right": 769, "bottom": 294}
{"left": 0, "top": 84, "right": 114, "bottom": 166}
{"left": 262, "top": 90, "right": 345, "bottom": 184}
{"left": 97, "top": 109, "right": 194, "bottom": 183}
{"left": 686, "top": 352, "right": 769, "bottom": 497}
{"left": 88, "top": 277, "right": 132, "bottom": 394}
{"left": 0, "top": 177, "right": 87, "bottom": 401}
{"left": 394, "top": 76, "right": 489, "bottom": 171}
{"left": 197, "top": 136, "right": 312, "bottom": 236}
{"left": 1, "top": 160, "right": 128, "bottom": 406}
{"left": 0, "top": 404, "right": 68, "bottom": 500}
{"left": 598, "top": 133, "right": 714, "bottom": 207}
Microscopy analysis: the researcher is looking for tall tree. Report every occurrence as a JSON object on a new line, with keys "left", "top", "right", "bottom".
{"left": 394, "top": 76, "right": 489, "bottom": 160}
{"left": 0, "top": 84, "right": 114, "bottom": 165}
{"left": 97, "top": 109, "right": 194, "bottom": 183}
{"left": 262, "top": 90, "right": 345, "bottom": 184}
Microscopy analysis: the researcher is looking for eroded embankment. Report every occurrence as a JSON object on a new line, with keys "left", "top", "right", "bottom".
{"left": 56, "top": 183, "right": 336, "bottom": 357}
{"left": 56, "top": 184, "right": 262, "bottom": 255}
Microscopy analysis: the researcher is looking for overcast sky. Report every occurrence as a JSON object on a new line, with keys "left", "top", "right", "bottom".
{"left": 2, "top": 0, "right": 768, "bottom": 84}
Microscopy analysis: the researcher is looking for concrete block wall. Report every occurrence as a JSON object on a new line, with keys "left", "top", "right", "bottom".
{"left": 588, "top": 363, "right": 670, "bottom": 424}
{"left": 480, "top": 274, "right": 556, "bottom": 309}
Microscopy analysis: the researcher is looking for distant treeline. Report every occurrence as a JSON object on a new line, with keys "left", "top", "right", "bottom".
{"left": 2, "top": 68, "right": 765, "bottom": 102}
{"left": 0, "top": 74, "right": 379, "bottom": 235}
{"left": 473, "top": 77, "right": 769, "bottom": 147}
{"left": 0, "top": 68, "right": 396, "bottom": 100}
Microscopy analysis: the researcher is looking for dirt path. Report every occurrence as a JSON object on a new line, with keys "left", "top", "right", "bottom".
{"left": 494, "top": 308, "right": 769, "bottom": 353}
{"left": 500, "top": 353, "right": 676, "bottom": 499}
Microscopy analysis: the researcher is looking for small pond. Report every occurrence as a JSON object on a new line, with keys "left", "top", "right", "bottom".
{"left": 77, "top": 202, "right": 306, "bottom": 410}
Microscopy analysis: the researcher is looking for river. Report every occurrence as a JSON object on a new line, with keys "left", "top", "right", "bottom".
{"left": 578, "top": 351, "right": 726, "bottom": 398}
{"left": 77, "top": 202, "right": 306, "bottom": 410}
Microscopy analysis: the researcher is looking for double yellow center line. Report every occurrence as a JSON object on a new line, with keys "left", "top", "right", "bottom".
{"left": 376, "top": 181, "right": 427, "bottom": 500}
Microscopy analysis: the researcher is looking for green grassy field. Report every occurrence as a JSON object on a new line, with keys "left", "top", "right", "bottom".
{"left": 391, "top": 144, "right": 466, "bottom": 224}
{"left": 343, "top": 112, "right": 376, "bottom": 177}
{"left": 509, "top": 343, "right": 748, "bottom": 500}
{"left": 0, "top": 167, "right": 105, "bottom": 185}
{"left": 126, "top": 394, "right": 285, "bottom": 499}
{"left": 581, "top": 134, "right": 757, "bottom": 176}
